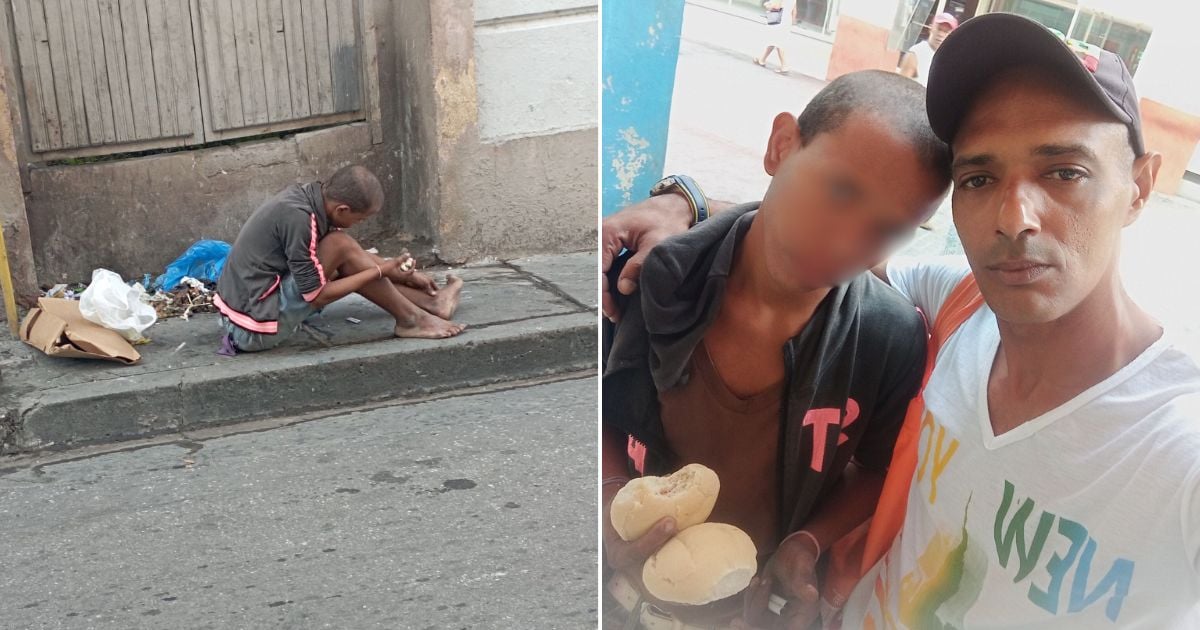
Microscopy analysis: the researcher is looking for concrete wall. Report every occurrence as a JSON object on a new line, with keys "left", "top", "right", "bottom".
{"left": 390, "top": 1, "right": 444, "bottom": 247}
{"left": 1126, "top": 2, "right": 1200, "bottom": 174}
{"left": 13, "top": 0, "right": 598, "bottom": 286}
{"left": 825, "top": 0, "right": 914, "bottom": 81}
{"left": 474, "top": 2, "right": 597, "bottom": 142}
{"left": 21, "top": 1, "right": 421, "bottom": 286}
{"left": 426, "top": 0, "right": 597, "bottom": 263}
{"left": 600, "top": 1, "right": 686, "bottom": 216}
{"left": 26, "top": 123, "right": 400, "bottom": 284}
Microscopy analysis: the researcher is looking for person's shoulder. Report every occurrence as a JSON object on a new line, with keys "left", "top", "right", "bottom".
{"left": 1129, "top": 342, "right": 1200, "bottom": 439}
{"left": 846, "top": 272, "right": 928, "bottom": 362}
{"left": 1151, "top": 338, "right": 1200, "bottom": 397}
{"left": 644, "top": 203, "right": 759, "bottom": 282}
{"left": 659, "top": 202, "right": 758, "bottom": 247}
{"left": 254, "top": 183, "right": 306, "bottom": 212}
{"left": 1153, "top": 359, "right": 1200, "bottom": 421}
{"left": 853, "top": 271, "right": 924, "bottom": 331}
{"left": 1147, "top": 390, "right": 1200, "bottom": 481}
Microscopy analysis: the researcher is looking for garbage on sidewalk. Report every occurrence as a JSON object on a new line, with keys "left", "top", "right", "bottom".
{"left": 43, "top": 282, "right": 87, "bottom": 300}
{"left": 19, "top": 298, "right": 141, "bottom": 364}
{"left": 78, "top": 269, "right": 158, "bottom": 342}
{"left": 153, "top": 240, "right": 230, "bottom": 291}
{"left": 144, "top": 276, "right": 217, "bottom": 320}
{"left": 40, "top": 272, "right": 219, "bottom": 324}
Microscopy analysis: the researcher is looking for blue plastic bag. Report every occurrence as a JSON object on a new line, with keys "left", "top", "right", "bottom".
{"left": 154, "top": 240, "right": 231, "bottom": 290}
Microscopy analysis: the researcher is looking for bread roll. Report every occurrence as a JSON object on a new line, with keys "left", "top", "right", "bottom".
{"left": 642, "top": 522, "right": 758, "bottom": 605}
{"left": 609, "top": 463, "right": 719, "bottom": 541}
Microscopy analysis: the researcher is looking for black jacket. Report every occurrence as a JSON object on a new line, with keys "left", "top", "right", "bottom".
{"left": 215, "top": 182, "right": 330, "bottom": 334}
{"left": 603, "top": 204, "right": 927, "bottom": 539}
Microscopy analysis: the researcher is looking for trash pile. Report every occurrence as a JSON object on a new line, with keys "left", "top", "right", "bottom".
{"left": 44, "top": 277, "right": 219, "bottom": 321}
{"left": 23, "top": 239, "right": 233, "bottom": 363}
{"left": 39, "top": 240, "right": 231, "bottom": 322}
{"left": 43, "top": 283, "right": 88, "bottom": 300}
{"left": 78, "top": 269, "right": 158, "bottom": 342}
{"left": 143, "top": 277, "right": 217, "bottom": 321}
{"left": 145, "top": 239, "right": 230, "bottom": 321}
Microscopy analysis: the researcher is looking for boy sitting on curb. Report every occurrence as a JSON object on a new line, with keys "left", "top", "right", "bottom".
{"left": 215, "top": 165, "right": 465, "bottom": 353}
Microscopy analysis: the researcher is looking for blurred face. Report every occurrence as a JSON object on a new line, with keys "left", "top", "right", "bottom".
{"left": 327, "top": 201, "right": 381, "bottom": 229}
{"left": 950, "top": 70, "right": 1157, "bottom": 325}
{"left": 757, "top": 112, "right": 947, "bottom": 291}
{"left": 929, "top": 23, "right": 953, "bottom": 49}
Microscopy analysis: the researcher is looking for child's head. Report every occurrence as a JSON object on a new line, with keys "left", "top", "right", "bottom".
{"left": 323, "top": 165, "right": 385, "bottom": 229}
{"left": 756, "top": 70, "right": 951, "bottom": 291}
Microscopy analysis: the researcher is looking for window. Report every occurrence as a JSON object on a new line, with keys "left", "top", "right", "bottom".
{"left": 10, "top": 0, "right": 368, "bottom": 159}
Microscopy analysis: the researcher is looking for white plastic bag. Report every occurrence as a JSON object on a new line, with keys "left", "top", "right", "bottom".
{"left": 78, "top": 269, "right": 158, "bottom": 342}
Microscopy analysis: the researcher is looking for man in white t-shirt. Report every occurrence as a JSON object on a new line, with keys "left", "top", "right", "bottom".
{"left": 601, "top": 13, "right": 1200, "bottom": 629}
{"left": 899, "top": 12, "right": 957, "bottom": 86}
{"left": 843, "top": 14, "right": 1200, "bottom": 628}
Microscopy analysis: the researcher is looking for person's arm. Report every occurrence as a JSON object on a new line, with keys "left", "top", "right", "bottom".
{"left": 284, "top": 213, "right": 330, "bottom": 303}
{"left": 600, "top": 191, "right": 736, "bottom": 321}
{"left": 879, "top": 256, "right": 972, "bottom": 322}
{"left": 283, "top": 212, "right": 414, "bottom": 309}
{"left": 740, "top": 465, "right": 885, "bottom": 630}
{"left": 898, "top": 51, "right": 918, "bottom": 78}
{"left": 601, "top": 426, "right": 676, "bottom": 573}
{"left": 796, "top": 464, "right": 885, "bottom": 555}
{"left": 740, "top": 462, "right": 886, "bottom": 629}
{"left": 308, "top": 256, "right": 409, "bottom": 308}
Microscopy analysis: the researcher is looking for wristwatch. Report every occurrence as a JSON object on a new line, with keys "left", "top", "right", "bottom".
{"left": 649, "top": 174, "right": 710, "bottom": 227}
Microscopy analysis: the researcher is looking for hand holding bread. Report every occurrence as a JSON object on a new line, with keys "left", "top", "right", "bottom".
{"left": 606, "top": 464, "right": 759, "bottom": 607}
{"left": 602, "top": 479, "right": 678, "bottom": 576}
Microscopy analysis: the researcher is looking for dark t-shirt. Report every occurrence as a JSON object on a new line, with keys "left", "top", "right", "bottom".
{"left": 660, "top": 341, "right": 784, "bottom": 559}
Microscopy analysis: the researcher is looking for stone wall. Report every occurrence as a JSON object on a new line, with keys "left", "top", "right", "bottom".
{"left": 9, "top": 0, "right": 597, "bottom": 287}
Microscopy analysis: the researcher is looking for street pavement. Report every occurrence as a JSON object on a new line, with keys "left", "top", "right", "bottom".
{"left": 0, "top": 375, "right": 597, "bottom": 629}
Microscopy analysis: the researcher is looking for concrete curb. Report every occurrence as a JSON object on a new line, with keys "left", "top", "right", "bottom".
{"left": 6, "top": 312, "right": 596, "bottom": 454}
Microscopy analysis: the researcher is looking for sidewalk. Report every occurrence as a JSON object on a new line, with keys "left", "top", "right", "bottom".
{"left": 665, "top": 9, "right": 830, "bottom": 206}
{"left": 0, "top": 253, "right": 597, "bottom": 454}
{"left": 683, "top": 1, "right": 835, "bottom": 80}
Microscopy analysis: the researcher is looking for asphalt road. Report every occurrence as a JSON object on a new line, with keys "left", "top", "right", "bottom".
{"left": 0, "top": 375, "right": 597, "bottom": 629}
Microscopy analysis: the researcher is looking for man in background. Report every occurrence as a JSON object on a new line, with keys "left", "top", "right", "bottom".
{"left": 899, "top": 12, "right": 958, "bottom": 86}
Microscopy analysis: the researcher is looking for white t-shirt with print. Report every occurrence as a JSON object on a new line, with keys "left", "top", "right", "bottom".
{"left": 840, "top": 256, "right": 1200, "bottom": 629}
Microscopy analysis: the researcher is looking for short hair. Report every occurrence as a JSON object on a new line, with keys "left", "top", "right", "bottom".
{"left": 324, "top": 165, "right": 384, "bottom": 212}
{"left": 797, "top": 70, "right": 951, "bottom": 182}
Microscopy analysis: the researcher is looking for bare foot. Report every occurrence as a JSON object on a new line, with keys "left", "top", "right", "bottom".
{"left": 429, "top": 275, "right": 464, "bottom": 319}
{"left": 401, "top": 270, "right": 439, "bottom": 295}
{"left": 394, "top": 312, "right": 467, "bottom": 339}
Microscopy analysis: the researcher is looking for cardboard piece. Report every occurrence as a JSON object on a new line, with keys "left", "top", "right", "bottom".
{"left": 19, "top": 298, "right": 141, "bottom": 365}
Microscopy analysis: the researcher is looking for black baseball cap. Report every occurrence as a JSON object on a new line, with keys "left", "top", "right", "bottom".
{"left": 926, "top": 13, "right": 1145, "bottom": 156}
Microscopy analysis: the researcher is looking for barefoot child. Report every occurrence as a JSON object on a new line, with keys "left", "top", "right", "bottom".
{"left": 215, "top": 165, "right": 466, "bottom": 353}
